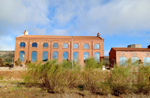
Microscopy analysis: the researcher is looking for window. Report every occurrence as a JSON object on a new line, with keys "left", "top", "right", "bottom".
{"left": 73, "top": 52, "right": 78, "bottom": 62}
{"left": 94, "top": 44, "right": 100, "bottom": 49}
{"left": 32, "top": 42, "right": 37, "bottom": 47}
{"left": 43, "top": 43, "right": 48, "bottom": 48}
{"left": 131, "top": 57, "right": 139, "bottom": 66}
{"left": 121, "top": 53, "right": 124, "bottom": 55}
{"left": 84, "top": 52, "right": 89, "bottom": 62}
{"left": 94, "top": 52, "right": 100, "bottom": 63}
{"left": 53, "top": 43, "right": 58, "bottom": 48}
{"left": 63, "top": 43, "right": 68, "bottom": 48}
{"left": 20, "top": 42, "right": 25, "bottom": 47}
{"left": 84, "top": 44, "right": 89, "bottom": 49}
{"left": 42, "top": 51, "right": 48, "bottom": 61}
{"left": 119, "top": 57, "right": 127, "bottom": 66}
{"left": 31, "top": 51, "right": 37, "bottom": 62}
{"left": 63, "top": 51, "right": 68, "bottom": 60}
{"left": 143, "top": 57, "right": 150, "bottom": 66}
{"left": 53, "top": 51, "right": 58, "bottom": 59}
{"left": 19, "top": 51, "right": 25, "bottom": 62}
{"left": 145, "top": 53, "right": 148, "bottom": 56}
{"left": 73, "top": 43, "right": 78, "bottom": 49}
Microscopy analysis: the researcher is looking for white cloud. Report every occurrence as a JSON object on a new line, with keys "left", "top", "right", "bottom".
{"left": 0, "top": 36, "right": 15, "bottom": 50}
{"left": 0, "top": 0, "right": 150, "bottom": 50}
{"left": 48, "top": 0, "right": 150, "bottom": 35}
{"left": 0, "top": 0, "right": 50, "bottom": 35}
{"left": 0, "top": 0, "right": 50, "bottom": 50}
{"left": 50, "top": 29, "right": 69, "bottom": 35}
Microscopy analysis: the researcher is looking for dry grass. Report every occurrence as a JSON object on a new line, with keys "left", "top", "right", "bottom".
{"left": 1, "top": 59, "right": 150, "bottom": 97}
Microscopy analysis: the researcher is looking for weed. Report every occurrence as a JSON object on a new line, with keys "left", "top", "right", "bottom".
{"left": 0, "top": 76, "right": 3, "bottom": 80}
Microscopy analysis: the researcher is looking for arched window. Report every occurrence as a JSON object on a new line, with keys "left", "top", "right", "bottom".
{"left": 84, "top": 44, "right": 89, "bottom": 49}
{"left": 19, "top": 51, "right": 25, "bottom": 62}
{"left": 63, "top": 51, "right": 68, "bottom": 60}
{"left": 94, "top": 52, "right": 100, "bottom": 63}
{"left": 63, "top": 43, "right": 68, "bottom": 48}
{"left": 53, "top": 51, "right": 58, "bottom": 59}
{"left": 42, "top": 51, "right": 48, "bottom": 61}
{"left": 43, "top": 43, "right": 48, "bottom": 48}
{"left": 73, "top": 52, "right": 78, "bottom": 62}
{"left": 32, "top": 42, "right": 37, "bottom": 47}
{"left": 20, "top": 42, "right": 25, "bottom": 47}
{"left": 94, "top": 44, "right": 100, "bottom": 49}
{"left": 84, "top": 52, "right": 89, "bottom": 62}
{"left": 131, "top": 57, "right": 139, "bottom": 66}
{"left": 31, "top": 51, "right": 37, "bottom": 62}
{"left": 143, "top": 57, "right": 150, "bottom": 66}
{"left": 73, "top": 43, "right": 78, "bottom": 49}
{"left": 119, "top": 57, "right": 127, "bottom": 66}
{"left": 53, "top": 43, "right": 58, "bottom": 48}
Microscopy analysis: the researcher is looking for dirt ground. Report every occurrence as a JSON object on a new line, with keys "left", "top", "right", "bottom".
{"left": 0, "top": 70, "right": 150, "bottom": 98}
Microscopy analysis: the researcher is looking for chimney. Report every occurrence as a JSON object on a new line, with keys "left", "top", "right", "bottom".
{"left": 97, "top": 33, "right": 100, "bottom": 37}
{"left": 24, "top": 30, "right": 28, "bottom": 35}
{"left": 127, "top": 44, "right": 141, "bottom": 48}
{"left": 148, "top": 45, "right": 150, "bottom": 49}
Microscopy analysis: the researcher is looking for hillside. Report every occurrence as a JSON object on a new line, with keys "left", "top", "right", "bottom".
{"left": 0, "top": 51, "right": 15, "bottom": 63}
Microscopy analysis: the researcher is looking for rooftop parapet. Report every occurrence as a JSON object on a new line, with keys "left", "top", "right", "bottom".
{"left": 127, "top": 44, "right": 141, "bottom": 48}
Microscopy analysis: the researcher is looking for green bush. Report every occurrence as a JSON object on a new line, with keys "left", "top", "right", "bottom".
{"left": 24, "top": 59, "right": 81, "bottom": 93}
{"left": 0, "top": 76, "right": 3, "bottom": 80}
{"left": 23, "top": 58, "right": 150, "bottom": 95}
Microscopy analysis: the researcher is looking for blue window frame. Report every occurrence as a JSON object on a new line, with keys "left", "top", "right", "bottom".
{"left": 19, "top": 51, "right": 25, "bottom": 62}
{"left": 73, "top": 52, "right": 78, "bottom": 62}
{"left": 63, "top": 43, "right": 68, "bottom": 48}
{"left": 94, "top": 52, "right": 100, "bottom": 63}
{"left": 31, "top": 51, "right": 37, "bottom": 62}
{"left": 143, "top": 57, "right": 150, "bottom": 66}
{"left": 63, "top": 51, "right": 68, "bottom": 60}
{"left": 84, "top": 44, "right": 89, "bottom": 49}
{"left": 94, "top": 44, "right": 100, "bottom": 49}
{"left": 43, "top": 51, "right": 48, "bottom": 61}
{"left": 32, "top": 42, "right": 37, "bottom": 47}
{"left": 73, "top": 43, "right": 78, "bottom": 49}
{"left": 53, "top": 51, "right": 58, "bottom": 59}
{"left": 119, "top": 57, "right": 127, "bottom": 66}
{"left": 53, "top": 43, "right": 58, "bottom": 48}
{"left": 84, "top": 52, "right": 89, "bottom": 62}
{"left": 131, "top": 57, "right": 139, "bottom": 66}
{"left": 20, "top": 42, "right": 25, "bottom": 47}
{"left": 43, "top": 43, "right": 48, "bottom": 48}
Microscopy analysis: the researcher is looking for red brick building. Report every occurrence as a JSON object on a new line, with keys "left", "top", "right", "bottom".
{"left": 109, "top": 44, "right": 150, "bottom": 67}
{"left": 14, "top": 30, "right": 104, "bottom": 67}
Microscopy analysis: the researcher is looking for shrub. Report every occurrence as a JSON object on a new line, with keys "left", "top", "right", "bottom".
{"left": 0, "top": 58, "right": 3, "bottom": 66}
{"left": 108, "top": 65, "right": 134, "bottom": 95}
{"left": 134, "top": 66, "right": 150, "bottom": 94}
{"left": 15, "top": 58, "right": 21, "bottom": 66}
{"left": 24, "top": 59, "right": 81, "bottom": 93}
{"left": 0, "top": 76, "right": 3, "bottom": 80}
{"left": 23, "top": 58, "right": 150, "bottom": 95}
{"left": 84, "top": 58, "right": 104, "bottom": 70}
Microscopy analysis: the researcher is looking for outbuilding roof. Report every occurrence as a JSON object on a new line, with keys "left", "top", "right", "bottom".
{"left": 111, "top": 47, "right": 150, "bottom": 51}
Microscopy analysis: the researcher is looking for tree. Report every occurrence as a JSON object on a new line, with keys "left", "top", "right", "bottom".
{"left": 0, "top": 58, "right": 3, "bottom": 67}
{"left": 15, "top": 58, "right": 21, "bottom": 66}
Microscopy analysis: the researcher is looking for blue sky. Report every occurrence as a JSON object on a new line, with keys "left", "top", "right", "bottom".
{"left": 0, "top": 0, "right": 150, "bottom": 56}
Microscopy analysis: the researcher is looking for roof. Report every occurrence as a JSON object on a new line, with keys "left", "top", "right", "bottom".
{"left": 16, "top": 35, "right": 104, "bottom": 40}
{"left": 111, "top": 47, "right": 150, "bottom": 51}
